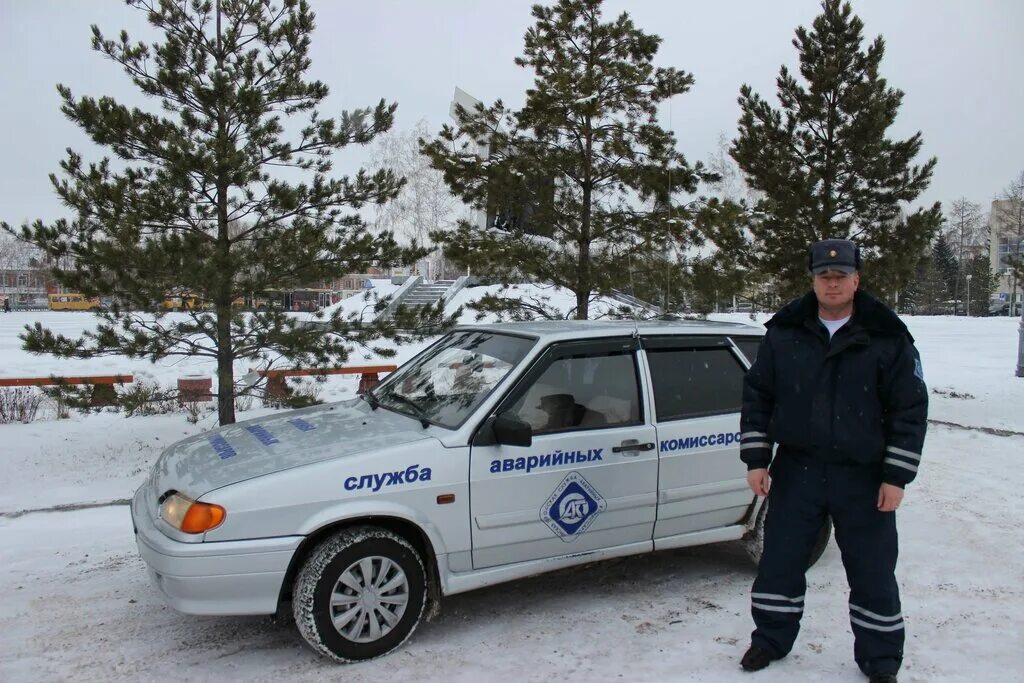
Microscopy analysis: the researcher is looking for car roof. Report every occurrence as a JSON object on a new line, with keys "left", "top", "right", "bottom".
{"left": 458, "top": 318, "right": 764, "bottom": 342}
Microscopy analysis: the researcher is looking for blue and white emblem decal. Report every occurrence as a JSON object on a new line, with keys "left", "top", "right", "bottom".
{"left": 541, "top": 471, "right": 607, "bottom": 542}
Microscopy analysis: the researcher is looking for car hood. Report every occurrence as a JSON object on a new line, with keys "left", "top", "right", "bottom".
{"left": 149, "top": 397, "right": 434, "bottom": 499}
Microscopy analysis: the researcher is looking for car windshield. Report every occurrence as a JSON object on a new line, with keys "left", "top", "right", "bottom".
{"left": 372, "top": 330, "right": 535, "bottom": 429}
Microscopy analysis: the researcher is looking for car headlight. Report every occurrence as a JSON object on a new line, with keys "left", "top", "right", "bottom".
{"left": 159, "top": 492, "right": 226, "bottom": 534}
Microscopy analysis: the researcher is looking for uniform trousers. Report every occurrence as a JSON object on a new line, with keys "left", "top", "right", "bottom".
{"left": 750, "top": 450, "right": 905, "bottom": 676}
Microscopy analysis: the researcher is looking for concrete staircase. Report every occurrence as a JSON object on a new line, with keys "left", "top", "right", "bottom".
{"left": 401, "top": 280, "right": 456, "bottom": 311}
{"left": 379, "top": 278, "right": 465, "bottom": 327}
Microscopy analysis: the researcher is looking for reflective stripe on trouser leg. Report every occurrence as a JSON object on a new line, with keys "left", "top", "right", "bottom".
{"left": 847, "top": 596, "right": 904, "bottom": 675}
{"left": 828, "top": 463, "right": 904, "bottom": 676}
{"left": 849, "top": 604, "right": 904, "bottom": 634}
{"left": 752, "top": 593, "right": 805, "bottom": 616}
{"left": 749, "top": 456, "right": 828, "bottom": 659}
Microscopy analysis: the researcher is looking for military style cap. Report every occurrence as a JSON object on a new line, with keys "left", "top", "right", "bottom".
{"left": 809, "top": 239, "right": 859, "bottom": 274}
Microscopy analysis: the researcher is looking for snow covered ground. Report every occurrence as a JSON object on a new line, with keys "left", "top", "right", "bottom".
{"left": 312, "top": 277, "right": 402, "bottom": 322}
{"left": 1, "top": 302, "right": 1023, "bottom": 681}
{"left": 0, "top": 282, "right": 637, "bottom": 403}
{"left": 0, "top": 308, "right": 427, "bottom": 412}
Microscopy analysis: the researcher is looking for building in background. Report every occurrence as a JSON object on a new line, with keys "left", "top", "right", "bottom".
{"left": 0, "top": 267, "right": 53, "bottom": 309}
{"left": 0, "top": 239, "right": 54, "bottom": 309}
{"left": 990, "top": 199, "right": 1024, "bottom": 303}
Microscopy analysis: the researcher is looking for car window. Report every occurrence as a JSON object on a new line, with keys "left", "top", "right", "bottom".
{"left": 646, "top": 346, "right": 746, "bottom": 421}
{"left": 503, "top": 350, "right": 641, "bottom": 436}
{"left": 731, "top": 337, "right": 763, "bottom": 366}
{"left": 374, "top": 331, "right": 535, "bottom": 429}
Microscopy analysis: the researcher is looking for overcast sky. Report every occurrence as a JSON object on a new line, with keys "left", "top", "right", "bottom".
{"left": 1, "top": 0, "right": 1021, "bottom": 226}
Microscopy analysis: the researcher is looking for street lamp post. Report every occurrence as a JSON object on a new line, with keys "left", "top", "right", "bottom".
{"left": 1016, "top": 276, "right": 1024, "bottom": 377}
{"left": 1017, "top": 309, "right": 1024, "bottom": 377}
{"left": 965, "top": 274, "right": 972, "bottom": 317}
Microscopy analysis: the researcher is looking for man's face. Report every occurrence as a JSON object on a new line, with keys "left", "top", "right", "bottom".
{"left": 813, "top": 270, "right": 859, "bottom": 310}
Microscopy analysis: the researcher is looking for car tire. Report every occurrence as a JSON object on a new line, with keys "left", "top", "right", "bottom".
{"left": 743, "top": 499, "right": 832, "bottom": 569}
{"left": 293, "top": 526, "right": 427, "bottom": 663}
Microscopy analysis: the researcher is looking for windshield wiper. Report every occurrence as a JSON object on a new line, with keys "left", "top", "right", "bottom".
{"left": 379, "top": 392, "right": 431, "bottom": 429}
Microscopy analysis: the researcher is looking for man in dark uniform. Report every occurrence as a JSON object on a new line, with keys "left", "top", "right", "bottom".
{"left": 738, "top": 239, "right": 928, "bottom": 683}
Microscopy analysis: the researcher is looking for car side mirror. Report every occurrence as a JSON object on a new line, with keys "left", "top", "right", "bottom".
{"left": 492, "top": 413, "right": 532, "bottom": 448}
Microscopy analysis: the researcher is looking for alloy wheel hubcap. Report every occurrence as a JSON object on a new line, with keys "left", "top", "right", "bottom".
{"left": 329, "top": 556, "right": 409, "bottom": 643}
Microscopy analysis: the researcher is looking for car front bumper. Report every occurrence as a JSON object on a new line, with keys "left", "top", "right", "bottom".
{"left": 131, "top": 485, "right": 303, "bottom": 615}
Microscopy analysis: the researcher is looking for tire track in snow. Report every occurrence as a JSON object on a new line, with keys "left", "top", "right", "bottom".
{"left": 927, "top": 419, "right": 1024, "bottom": 438}
{"left": 0, "top": 499, "right": 130, "bottom": 519}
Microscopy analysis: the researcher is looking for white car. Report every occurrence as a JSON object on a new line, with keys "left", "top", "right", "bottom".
{"left": 132, "top": 320, "right": 831, "bottom": 662}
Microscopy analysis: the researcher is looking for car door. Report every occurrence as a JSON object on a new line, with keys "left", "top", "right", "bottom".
{"left": 468, "top": 337, "right": 658, "bottom": 569}
{"left": 642, "top": 335, "right": 752, "bottom": 539}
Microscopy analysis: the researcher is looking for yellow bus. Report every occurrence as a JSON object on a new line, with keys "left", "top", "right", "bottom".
{"left": 48, "top": 293, "right": 101, "bottom": 311}
{"left": 163, "top": 291, "right": 245, "bottom": 311}
{"left": 163, "top": 291, "right": 209, "bottom": 311}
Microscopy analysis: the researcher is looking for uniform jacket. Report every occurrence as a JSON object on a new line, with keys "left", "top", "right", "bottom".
{"left": 740, "top": 290, "right": 928, "bottom": 487}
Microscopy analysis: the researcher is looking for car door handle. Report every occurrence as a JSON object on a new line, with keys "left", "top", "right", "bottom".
{"left": 612, "top": 440, "right": 656, "bottom": 454}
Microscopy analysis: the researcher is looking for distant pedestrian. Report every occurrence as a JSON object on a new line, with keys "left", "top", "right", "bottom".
{"left": 739, "top": 239, "right": 928, "bottom": 683}
{"left": 3, "top": 297, "right": 10, "bottom": 313}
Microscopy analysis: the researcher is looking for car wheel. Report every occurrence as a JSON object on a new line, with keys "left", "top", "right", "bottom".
{"left": 743, "top": 499, "right": 832, "bottom": 569}
{"left": 293, "top": 526, "right": 427, "bottom": 663}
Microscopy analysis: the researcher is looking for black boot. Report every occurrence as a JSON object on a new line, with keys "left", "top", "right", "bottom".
{"left": 740, "top": 645, "right": 775, "bottom": 672}
{"left": 868, "top": 674, "right": 898, "bottom": 683}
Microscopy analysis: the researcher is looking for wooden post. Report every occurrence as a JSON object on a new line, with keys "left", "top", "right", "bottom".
{"left": 89, "top": 384, "right": 119, "bottom": 407}
{"left": 265, "top": 374, "right": 289, "bottom": 401}
{"left": 178, "top": 375, "right": 213, "bottom": 405}
{"left": 357, "top": 372, "right": 380, "bottom": 395}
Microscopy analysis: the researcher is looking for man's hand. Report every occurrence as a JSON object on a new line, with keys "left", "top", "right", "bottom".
{"left": 877, "top": 483, "right": 904, "bottom": 512}
{"left": 747, "top": 468, "right": 771, "bottom": 497}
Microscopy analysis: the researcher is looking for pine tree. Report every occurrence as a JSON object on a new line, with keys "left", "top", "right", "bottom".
{"left": 420, "top": 0, "right": 714, "bottom": 320}
{"left": 896, "top": 257, "right": 921, "bottom": 314}
{"left": 730, "top": 0, "right": 942, "bottom": 300}
{"left": 931, "top": 233, "right": 959, "bottom": 301}
{"left": 615, "top": 251, "right": 687, "bottom": 315}
{"left": 685, "top": 197, "right": 760, "bottom": 311}
{"left": 686, "top": 254, "right": 750, "bottom": 315}
{"left": 911, "top": 244, "right": 948, "bottom": 313}
{"left": 2, "top": 0, "right": 434, "bottom": 425}
{"left": 965, "top": 248, "right": 996, "bottom": 316}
